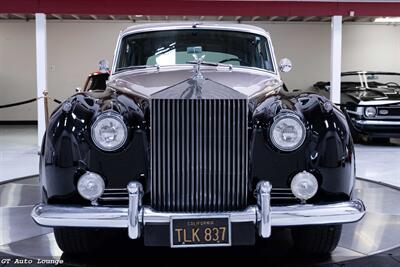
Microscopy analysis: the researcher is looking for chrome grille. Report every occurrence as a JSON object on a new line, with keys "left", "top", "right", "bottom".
{"left": 377, "top": 106, "right": 400, "bottom": 117}
{"left": 150, "top": 99, "right": 248, "bottom": 212}
{"left": 271, "top": 188, "right": 296, "bottom": 200}
{"left": 98, "top": 188, "right": 128, "bottom": 204}
{"left": 97, "top": 187, "right": 297, "bottom": 205}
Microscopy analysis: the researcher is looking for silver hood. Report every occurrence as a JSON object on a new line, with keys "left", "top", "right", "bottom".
{"left": 108, "top": 65, "right": 282, "bottom": 99}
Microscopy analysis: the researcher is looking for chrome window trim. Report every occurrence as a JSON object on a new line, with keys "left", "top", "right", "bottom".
{"left": 111, "top": 23, "right": 278, "bottom": 76}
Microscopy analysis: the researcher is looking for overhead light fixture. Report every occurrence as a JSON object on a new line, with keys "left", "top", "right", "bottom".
{"left": 374, "top": 17, "right": 400, "bottom": 23}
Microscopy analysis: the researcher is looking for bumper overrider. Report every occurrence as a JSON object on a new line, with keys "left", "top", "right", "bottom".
{"left": 32, "top": 181, "right": 365, "bottom": 243}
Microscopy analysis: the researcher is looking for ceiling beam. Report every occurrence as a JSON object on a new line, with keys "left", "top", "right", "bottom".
{"left": 321, "top": 17, "right": 331, "bottom": 22}
{"left": 146, "top": 15, "right": 151, "bottom": 20}
{"left": 109, "top": 15, "right": 115, "bottom": 20}
{"left": 270, "top": 16, "right": 279, "bottom": 21}
{"left": 355, "top": 16, "right": 374, "bottom": 22}
{"left": 0, "top": 14, "right": 8, "bottom": 19}
{"left": 303, "top": 16, "right": 316, "bottom": 22}
{"left": 199, "top": 15, "right": 204, "bottom": 20}
{"left": 287, "top": 16, "right": 298, "bottom": 21}
{"left": 342, "top": 16, "right": 354, "bottom": 22}
{"left": 3, "top": 1, "right": 400, "bottom": 17}
{"left": 235, "top": 16, "right": 242, "bottom": 21}
{"left": 71, "top": 14, "right": 79, "bottom": 20}
{"left": 218, "top": 15, "right": 223, "bottom": 21}
{"left": 90, "top": 14, "right": 97, "bottom": 20}
{"left": 165, "top": 15, "right": 169, "bottom": 20}
{"left": 51, "top": 14, "right": 62, "bottom": 20}
{"left": 251, "top": 16, "right": 260, "bottom": 21}
{"left": 12, "top": 13, "right": 26, "bottom": 19}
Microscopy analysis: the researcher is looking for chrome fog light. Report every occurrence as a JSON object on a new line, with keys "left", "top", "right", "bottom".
{"left": 364, "top": 107, "right": 377, "bottom": 118}
{"left": 290, "top": 171, "right": 318, "bottom": 201}
{"left": 77, "top": 172, "right": 105, "bottom": 201}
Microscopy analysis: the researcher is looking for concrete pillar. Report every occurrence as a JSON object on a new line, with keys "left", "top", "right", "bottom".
{"left": 35, "top": 13, "right": 47, "bottom": 148}
{"left": 330, "top": 15, "right": 342, "bottom": 104}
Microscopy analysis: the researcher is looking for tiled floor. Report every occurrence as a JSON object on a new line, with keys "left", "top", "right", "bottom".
{"left": 0, "top": 125, "right": 39, "bottom": 183}
{"left": 0, "top": 125, "right": 400, "bottom": 189}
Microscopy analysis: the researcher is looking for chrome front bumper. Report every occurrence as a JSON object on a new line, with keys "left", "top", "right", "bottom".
{"left": 354, "top": 120, "right": 400, "bottom": 126}
{"left": 31, "top": 181, "right": 366, "bottom": 239}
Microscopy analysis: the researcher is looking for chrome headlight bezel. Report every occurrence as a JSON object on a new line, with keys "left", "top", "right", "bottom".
{"left": 364, "top": 106, "right": 377, "bottom": 118}
{"left": 91, "top": 111, "right": 128, "bottom": 152}
{"left": 269, "top": 113, "right": 306, "bottom": 152}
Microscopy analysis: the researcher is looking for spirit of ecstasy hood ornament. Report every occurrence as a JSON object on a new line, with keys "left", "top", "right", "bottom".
{"left": 192, "top": 54, "right": 205, "bottom": 80}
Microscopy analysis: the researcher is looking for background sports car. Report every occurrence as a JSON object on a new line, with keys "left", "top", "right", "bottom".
{"left": 314, "top": 71, "right": 400, "bottom": 142}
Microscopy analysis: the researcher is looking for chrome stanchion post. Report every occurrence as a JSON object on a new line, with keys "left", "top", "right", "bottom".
{"left": 42, "top": 89, "right": 49, "bottom": 128}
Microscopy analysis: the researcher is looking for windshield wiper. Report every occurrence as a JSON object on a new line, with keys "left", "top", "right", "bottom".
{"left": 115, "top": 65, "right": 159, "bottom": 73}
{"left": 186, "top": 60, "right": 232, "bottom": 69}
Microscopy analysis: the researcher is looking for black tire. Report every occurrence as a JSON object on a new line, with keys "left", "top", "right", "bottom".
{"left": 291, "top": 224, "right": 342, "bottom": 255}
{"left": 350, "top": 132, "right": 361, "bottom": 144}
{"left": 54, "top": 227, "right": 125, "bottom": 254}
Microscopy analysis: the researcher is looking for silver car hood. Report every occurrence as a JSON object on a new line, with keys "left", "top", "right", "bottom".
{"left": 108, "top": 65, "right": 282, "bottom": 99}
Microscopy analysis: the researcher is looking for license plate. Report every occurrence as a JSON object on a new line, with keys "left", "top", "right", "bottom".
{"left": 170, "top": 216, "right": 231, "bottom": 248}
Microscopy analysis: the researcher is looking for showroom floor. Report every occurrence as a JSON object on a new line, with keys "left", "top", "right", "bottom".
{"left": 0, "top": 125, "right": 399, "bottom": 266}
{"left": 0, "top": 176, "right": 399, "bottom": 266}
{"left": 0, "top": 125, "right": 38, "bottom": 183}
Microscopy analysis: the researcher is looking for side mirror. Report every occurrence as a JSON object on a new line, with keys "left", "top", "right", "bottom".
{"left": 279, "top": 58, "right": 293, "bottom": 73}
{"left": 98, "top": 59, "right": 110, "bottom": 72}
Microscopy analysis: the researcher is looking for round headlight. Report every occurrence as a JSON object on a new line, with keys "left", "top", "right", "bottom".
{"left": 270, "top": 114, "right": 306, "bottom": 151}
{"left": 290, "top": 171, "right": 318, "bottom": 201}
{"left": 365, "top": 107, "right": 377, "bottom": 118}
{"left": 91, "top": 112, "right": 127, "bottom": 151}
{"left": 77, "top": 172, "right": 105, "bottom": 201}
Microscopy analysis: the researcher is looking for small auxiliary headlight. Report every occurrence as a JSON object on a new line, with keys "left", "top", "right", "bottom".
{"left": 290, "top": 171, "right": 318, "bottom": 201}
{"left": 364, "top": 107, "right": 377, "bottom": 118}
{"left": 77, "top": 172, "right": 105, "bottom": 201}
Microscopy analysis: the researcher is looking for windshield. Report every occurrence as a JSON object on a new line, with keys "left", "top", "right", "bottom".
{"left": 341, "top": 73, "right": 400, "bottom": 89}
{"left": 115, "top": 29, "right": 275, "bottom": 73}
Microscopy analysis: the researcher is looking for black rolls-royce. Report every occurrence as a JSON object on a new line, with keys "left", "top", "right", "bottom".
{"left": 314, "top": 71, "right": 400, "bottom": 142}
{"left": 31, "top": 23, "right": 365, "bottom": 255}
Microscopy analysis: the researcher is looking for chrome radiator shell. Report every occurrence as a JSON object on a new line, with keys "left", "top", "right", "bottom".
{"left": 150, "top": 98, "right": 248, "bottom": 212}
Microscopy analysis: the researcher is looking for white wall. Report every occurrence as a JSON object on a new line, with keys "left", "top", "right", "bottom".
{"left": 0, "top": 22, "right": 36, "bottom": 120}
{"left": 1, "top": 20, "right": 400, "bottom": 120}
{"left": 342, "top": 24, "right": 400, "bottom": 72}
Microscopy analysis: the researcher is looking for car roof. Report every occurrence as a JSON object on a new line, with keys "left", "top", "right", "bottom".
{"left": 120, "top": 22, "right": 270, "bottom": 37}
